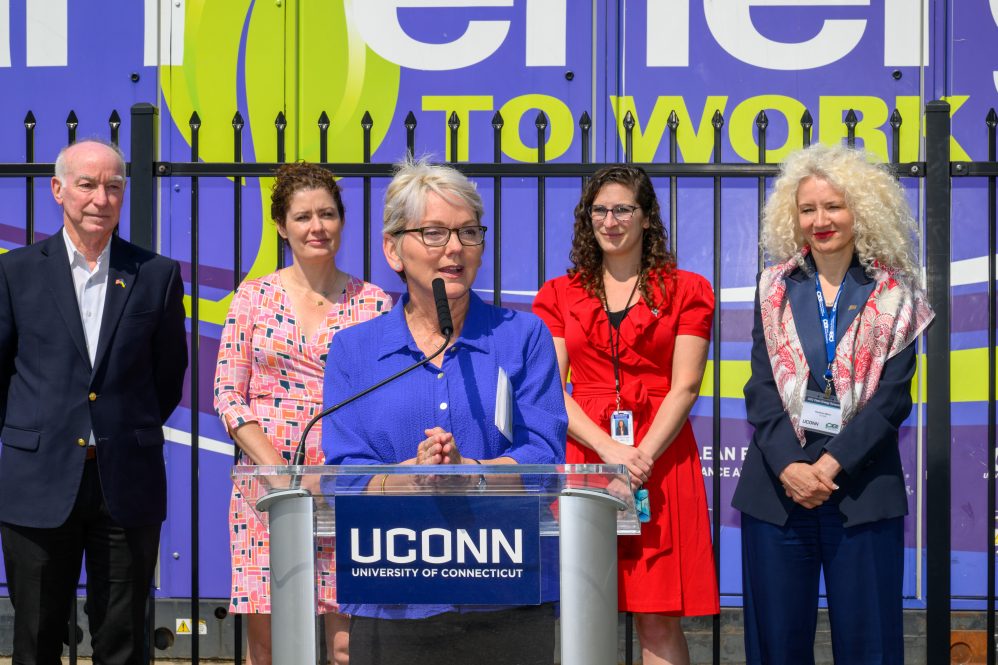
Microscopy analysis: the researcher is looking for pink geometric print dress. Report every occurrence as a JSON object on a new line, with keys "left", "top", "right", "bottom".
{"left": 214, "top": 272, "right": 392, "bottom": 614}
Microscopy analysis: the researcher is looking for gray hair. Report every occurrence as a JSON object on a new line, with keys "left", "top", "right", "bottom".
{"left": 383, "top": 158, "right": 483, "bottom": 237}
{"left": 54, "top": 139, "right": 126, "bottom": 185}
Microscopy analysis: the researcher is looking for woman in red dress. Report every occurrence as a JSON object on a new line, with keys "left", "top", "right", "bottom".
{"left": 533, "top": 165, "right": 719, "bottom": 665}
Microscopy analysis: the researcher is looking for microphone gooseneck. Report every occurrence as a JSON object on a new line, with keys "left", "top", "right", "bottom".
{"left": 288, "top": 278, "right": 456, "bottom": 486}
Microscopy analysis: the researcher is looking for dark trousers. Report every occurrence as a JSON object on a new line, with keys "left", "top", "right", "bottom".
{"left": 740, "top": 504, "right": 904, "bottom": 665}
{"left": 0, "top": 459, "right": 160, "bottom": 665}
{"left": 350, "top": 604, "right": 556, "bottom": 665}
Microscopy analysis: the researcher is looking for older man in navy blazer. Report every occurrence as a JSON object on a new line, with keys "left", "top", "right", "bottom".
{"left": 0, "top": 140, "right": 188, "bottom": 665}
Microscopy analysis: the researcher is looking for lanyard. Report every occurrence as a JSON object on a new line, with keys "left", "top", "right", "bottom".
{"left": 814, "top": 273, "right": 843, "bottom": 397}
{"left": 602, "top": 277, "right": 640, "bottom": 411}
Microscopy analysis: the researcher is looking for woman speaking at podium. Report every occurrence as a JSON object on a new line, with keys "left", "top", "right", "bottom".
{"left": 322, "top": 159, "right": 567, "bottom": 665}
{"left": 214, "top": 162, "right": 392, "bottom": 664}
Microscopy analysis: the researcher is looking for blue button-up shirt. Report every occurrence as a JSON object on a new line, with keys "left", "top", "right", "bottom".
{"left": 322, "top": 291, "right": 567, "bottom": 618}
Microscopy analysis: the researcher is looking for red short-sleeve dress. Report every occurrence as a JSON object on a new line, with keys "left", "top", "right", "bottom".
{"left": 533, "top": 269, "right": 720, "bottom": 615}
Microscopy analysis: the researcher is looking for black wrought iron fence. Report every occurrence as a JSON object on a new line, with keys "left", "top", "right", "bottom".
{"left": 0, "top": 99, "right": 995, "bottom": 665}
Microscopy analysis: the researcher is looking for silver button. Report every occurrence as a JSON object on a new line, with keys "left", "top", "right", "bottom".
{"left": 437, "top": 372, "right": 444, "bottom": 379}
{"left": 439, "top": 402, "right": 448, "bottom": 410}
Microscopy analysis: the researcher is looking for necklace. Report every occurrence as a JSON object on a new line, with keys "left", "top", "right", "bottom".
{"left": 285, "top": 268, "right": 344, "bottom": 307}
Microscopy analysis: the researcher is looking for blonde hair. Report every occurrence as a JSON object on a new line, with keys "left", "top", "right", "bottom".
{"left": 761, "top": 144, "right": 921, "bottom": 284}
{"left": 383, "top": 158, "right": 483, "bottom": 236}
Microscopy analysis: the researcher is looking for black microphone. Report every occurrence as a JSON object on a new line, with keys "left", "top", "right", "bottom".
{"left": 289, "top": 278, "right": 456, "bottom": 482}
{"left": 432, "top": 277, "right": 454, "bottom": 337}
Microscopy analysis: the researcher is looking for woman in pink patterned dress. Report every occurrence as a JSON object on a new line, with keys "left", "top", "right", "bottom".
{"left": 214, "top": 163, "right": 392, "bottom": 665}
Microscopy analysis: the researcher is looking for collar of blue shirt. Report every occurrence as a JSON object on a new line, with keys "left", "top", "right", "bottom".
{"left": 377, "top": 291, "right": 493, "bottom": 360}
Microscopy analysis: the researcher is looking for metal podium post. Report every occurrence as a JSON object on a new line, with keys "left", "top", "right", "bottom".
{"left": 559, "top": 488, "right": 627, "bottom": 665}
{"left": 256, "top": 488, "right": 317, "bottom": 664}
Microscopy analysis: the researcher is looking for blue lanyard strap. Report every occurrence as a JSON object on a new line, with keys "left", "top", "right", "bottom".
{"left": 814, "top": 273, "right": 843, "bottom": 395}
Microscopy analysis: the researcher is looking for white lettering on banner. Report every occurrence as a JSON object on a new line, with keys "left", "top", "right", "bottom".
{"left": 351, "top": 527, "right": 523, "bottom": 564}
{"left": 647, "top": 0, "right": 690, "bottom": 67}
{"left": 386, "top": 528, "right": 418, "bottom": 563}
{"left": 26, "top": 0, "right": 66, "bottom": 67}
{"left": 457, "top": 529, "right": 488, "bottom": 563}
{"left": 0, "top": 0, "right": 9, "bottom": 67}
{"left": 421, "top": 528, "right": 452, "bottom": 564}
{"left": 883, "top": 0, "right": 927, "bottom": 67}
{"left": 646, "top": 0, "right": 925, "bottom": 70}
{"left": 349, "top": 0, "right": 565, "bottom": 71}
{"left": 351, "top": 528, "right": 382, "bottom": 563}
{"left": 492, "top": 529, "right": 522, "bottom": 564}
{"left": 143, "top": 0, "right": 186, "bottom": 67}
{"left": 350, "top": 0, "right": 513, "bottom": 71}
{"left": 703, "top": 0, "right": 869, "bottom": 71}
{"left": 525, "top": 0, "right": 566, "bottom": 66}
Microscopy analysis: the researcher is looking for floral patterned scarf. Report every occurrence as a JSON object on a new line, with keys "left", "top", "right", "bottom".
{"left": 759, "top": 249, "right": 935, "bottom": 445}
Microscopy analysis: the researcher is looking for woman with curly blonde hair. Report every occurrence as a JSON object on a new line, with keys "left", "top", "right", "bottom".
{"left": 732, "top": 144, "right": 934, "bottom": 664}
{"left": 534, "top": 165, "right": 718, "bottom": 665}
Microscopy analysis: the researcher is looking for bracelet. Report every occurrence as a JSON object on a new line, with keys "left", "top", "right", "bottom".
{"left": 379, "top": 473, "right": 389, "bottom": 495}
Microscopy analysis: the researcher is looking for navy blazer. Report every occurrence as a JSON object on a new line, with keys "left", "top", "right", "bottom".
{"left": 731, "top": 257, "right": 917, "bottom": 528}
{"left": 0, "top": 233, "right": 188, "bottom": 529}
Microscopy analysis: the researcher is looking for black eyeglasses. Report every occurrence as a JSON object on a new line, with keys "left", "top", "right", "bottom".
{"left": 395, "top": 226, "right": 488, "bottom": 247}
{"left": 589, "top": 204, "right": 640, "bottom": 222}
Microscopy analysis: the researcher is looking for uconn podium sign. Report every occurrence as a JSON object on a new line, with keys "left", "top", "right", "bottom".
{"left": 335, "top": 495, "right": 543, "bottom": 605}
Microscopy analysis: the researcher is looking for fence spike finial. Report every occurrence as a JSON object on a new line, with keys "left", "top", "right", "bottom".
{"left": 667, "top": 110, "right": 679, "bottom": 130}
{"left": 491, "top": 111, "right": 504, "bottom": 129}
{"left": 755, "top": 110, "right": 768, "bottom": 130}
{"left": 361, "top": 111, "right": 374, "bottom": 130}
{"left": 108, "top": 110, "right": 121, "bottom": 129}
{"left": 986, "top": 108, "right": 997, "bottom": 128}
{"left": 66, "top": 110, "right": 79, "bottom": 129}
{"left": 890, "top": 108, "right": 903, "bottom": 129}
{"left": 711, "top": 109, "right": 724, "bottom": 129}
{"left": 535, "top": 111, "right": 548, "bottom": 130}
{"left": 189, "top": 111, "right": 201, "bottom": 129}
{"left": 578, "top": 111, "right": 591, "bottom": 131}
{"left": 801, "top": 109, "right": 813, "bottom": 130}
{"left": 844, "top": 109, "right": 858, "bottom": 127}
{"left": 275, "top": 111, "right": 287, "bottom": 130}
{"left": 622, "top": 110, "right": 636, "bottom": 131}
{"left": 24, "top": 110, "right": 36, "bottom": 129}
{"left": 404, "top": 111, "right": 417, "bottom": 130}
{"left": 448, "top": 111, "right": 460, "bottom": 130}
{"left": 232, "top": 111, "right": 244, "bottom": 130}
{"left": 318, "top": 111, "right": 330, "bottom": 130}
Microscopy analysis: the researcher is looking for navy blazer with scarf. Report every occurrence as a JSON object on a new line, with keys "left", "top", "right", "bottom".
{"left": 732, "top": 256, "right": 917, "bottom": 528}
{"left": 0, "top": 233, "right": 188, "bottom": 529}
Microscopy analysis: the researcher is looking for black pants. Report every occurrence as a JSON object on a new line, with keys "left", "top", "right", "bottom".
{"left": 0, "top": 459, "right": 160, "bottom": 665}
{"left": 350, "top": 604, "right": 556, "bottom": 665}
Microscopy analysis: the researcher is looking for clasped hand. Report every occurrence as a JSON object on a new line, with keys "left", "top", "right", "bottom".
{"left": 599, "top": 440, "right": 653, "bottom": 491}
{"left": 412, "top": 426, "right": 474, "bottom": 489}
{"left": 778, "top": 455, "right": 841, "bottom": 509}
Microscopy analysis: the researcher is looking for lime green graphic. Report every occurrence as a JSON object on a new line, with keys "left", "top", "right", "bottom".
{"left": 161, "top": 0, "right": 400, "bottom": 324}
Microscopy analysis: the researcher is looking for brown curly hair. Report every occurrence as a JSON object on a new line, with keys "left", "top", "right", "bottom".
{"left": 568, "top": 165, "right": 676, "bottom": 308}
{"left": 270, "top": 162, "right": 344, "bottom": 227}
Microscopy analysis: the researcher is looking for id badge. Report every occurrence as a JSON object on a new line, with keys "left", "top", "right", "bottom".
{"left": 610, "top": 410, "right": 635, "bottom": 445}
{"left": 799, "top": 390, "right": 842, "bottom": 435}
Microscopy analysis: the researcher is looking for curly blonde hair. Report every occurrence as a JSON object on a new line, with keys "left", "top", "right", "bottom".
{"left": 761, "top": 144, "right": 921, "bottom": 284}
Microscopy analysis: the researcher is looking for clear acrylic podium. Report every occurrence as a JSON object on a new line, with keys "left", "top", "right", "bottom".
{"left": 232, "top": 464, "right": 639, "bottom": 665}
